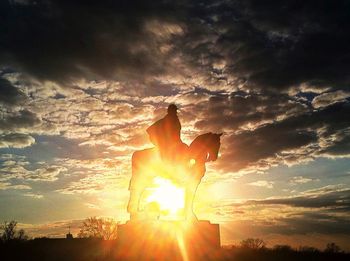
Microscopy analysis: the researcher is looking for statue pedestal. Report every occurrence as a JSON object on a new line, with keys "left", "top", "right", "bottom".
{"left": 117, "top": 220, "right": 220, "bottom": 260}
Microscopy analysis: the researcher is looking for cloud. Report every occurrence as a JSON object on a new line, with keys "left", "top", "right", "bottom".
{"left": 289, "top": 176, "right": 314, "bottom": 185}
{"left": 0, "top": 0, "right": 185, "bottom": 84}
{"left": 180, "top": 0, "right": 350, "bottom": 93}
{"left": 0, "top": 0, "right": 349, "bottom": 177}
{"left": 28, "top": 166, "right": 66, "bottom": 181}
{"left": 238, "top": 185, "right": 350, "bottom": 209}
{"left": 0, "top": 76, "right": 26, "bottom": 106}
{"left": 2, "top": 0, "right": 350, "bottom": 93}
{"left": 0, "top": 182, "right": 31, "bottom": 190}
{"left": 23, "top": 192, "right": 44, "bottom": 199}
{"left": 299, "top": 184, "right": 348, "bottom": 197}
{"left": 56, "top": 168, "right": 128, "bottom": 195}
{"left": 321, "top": 132, "right": 350, "bottom": 157}
{"left": 312, "top": 90, "right": 350, "bottom": 108}
{"left": 84, "top": 203, "right": 101, "bottom": 210}
{"left": 212, "top": 185, "right": 350, "bottom": 243}
{"left": 0, "top": 109, "right": 41, "bottom": 133}
{"left": 195, "top": 99, "right": 350, "bottom": 172}
{"left": 0, "top": 160, "right": 66, "bottom": 182}
{"left": 248, "top": 180, "right": 274, "bottom": 189}
{"left": 193, "top": 91, "right": 309, "bottom": 132}
{"left": 272, "top": 212, "right": 350, "bottom": 235}
{"left": 0, "top": 133, "right": 35, "bottom": 148}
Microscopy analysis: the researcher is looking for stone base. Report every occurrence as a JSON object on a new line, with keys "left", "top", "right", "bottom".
{"left": 117, "top": 220, "right": 220, "bottom": 260}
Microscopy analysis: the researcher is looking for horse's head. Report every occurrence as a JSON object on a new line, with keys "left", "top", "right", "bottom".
{"left": 189, "top": 132, "right": 222, "bottom": 163}
{"left": 207, "top": 133, "right": 222, "bottom": 161}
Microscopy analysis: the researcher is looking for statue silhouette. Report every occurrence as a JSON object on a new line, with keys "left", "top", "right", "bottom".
{"left": 127, "top": 104, "right": 222, "bottom": 221}
{"left": 146, "top": 104, "right": 188, "bottom": 164}
{"left": 147, "top": 104, "right": 181, "bottom": 147}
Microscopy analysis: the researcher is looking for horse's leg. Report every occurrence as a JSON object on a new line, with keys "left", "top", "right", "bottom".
{"left": 128, "top": 148, "right": 157, "bottom": 220}
{"left": 127, "top": 151, "right": 145, "bottom": 219}
{"left": 128, "top": 189, "right": 142, "bottom": 219}
{"left": 185, "top": 178, "right": 200, "bottom": 221}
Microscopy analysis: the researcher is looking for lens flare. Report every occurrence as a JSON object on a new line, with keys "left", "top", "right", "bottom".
{"left": 144, "top": 177, "right": 185, "bottom": 217}
{"left": 189, "top": 158, "right": 196, "bottom": 166}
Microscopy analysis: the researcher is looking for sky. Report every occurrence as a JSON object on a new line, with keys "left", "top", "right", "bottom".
{"left": 1, "top": 0, "right": 350, "bottom": 250}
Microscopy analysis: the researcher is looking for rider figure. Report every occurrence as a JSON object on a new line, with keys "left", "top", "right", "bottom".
{"left": 146, "top": 104, "right": 188, "bottom": 164}
{"left": 127, "top": 104, "right": 189, "bottom": 220}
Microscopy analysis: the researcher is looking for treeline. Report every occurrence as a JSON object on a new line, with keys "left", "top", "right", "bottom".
{"left": 1, "top": 219, "right": 349, "bottom": 260}
{"left": 221, "top": 239, "right": 349, "bottom": 261}
{"left": 1, "top": 219, "right": 346, "bottom": 254}
{"left": 1, "top": 238, "right": 349, "bottom": 261}
{"left": 228, "top": 237, "right": 346, "bottom": 254}
{"left": 0, "top": 217, "right": 119, "bottom": 242}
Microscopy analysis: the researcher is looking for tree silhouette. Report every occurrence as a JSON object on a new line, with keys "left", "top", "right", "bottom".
{"left": 17, "top": 229, "right": 28, "bottom": 241}
{"left": 240, "top": 238, "right": 266, "bottom": 249}
{"left": 273, "top": 244, "right": 293, "bottom": 252}
{"left": 0, "top": 220, "right": 28, "bottom": 242}
{"left": 78, "top": 217, "right": 118, "bottom": 240}
{"left": 325, "top": 242, "right": 341, "bottom": 253}
{"left": 298, "top": 246, "right": 319, "bottom": 253}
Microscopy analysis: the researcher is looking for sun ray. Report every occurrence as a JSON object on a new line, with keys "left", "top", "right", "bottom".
{"left": 143, "top": 176, "right": 185, "bottom": 218}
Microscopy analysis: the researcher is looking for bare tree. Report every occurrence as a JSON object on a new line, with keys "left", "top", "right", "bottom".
{"left": 0, "top": 220, "right": 28, "bottom": 242}
{"left": 1, "top": 221, "right": 17, "bottom": 242}
{"left": 78, "top": 217, "right": 119, "bottom": 240}
{"left": 240, "top": 238, "right": 266, "bottom": 249}
{"left": 324, "top": 242, "right": 341, "bottom": 253}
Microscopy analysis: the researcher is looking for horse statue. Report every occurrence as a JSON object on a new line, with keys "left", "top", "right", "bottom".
{"left": 127, "top": 132, "right": 222, "bottom": 221}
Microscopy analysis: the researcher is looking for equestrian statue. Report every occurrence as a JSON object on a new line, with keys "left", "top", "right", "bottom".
{"left": 127, "top": 104, "right": 222, "bottom": 221}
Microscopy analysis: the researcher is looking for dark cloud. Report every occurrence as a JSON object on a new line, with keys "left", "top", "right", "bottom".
{"left": 0, "top": 0, "right": 186, "bottom": 84}
{"left": 194, "top": 91, "right": 308, "bottom": 131}
{"left": 0, "top": 0, "right": 350, "bottom": 171}
{"left": 240, "top": 189, "right": 350, "bottom": 209}
{"left": 228, "top": 187, "right": 350, "bottom": 235}
{"left": 222, "top": 126, "right": 316, "bottom": 171}
{"left": 194, "top": 96, "right": 350, "bottom": 171}
{"left": 1, "top": 0, "right": 350, "bottom": 93}
{"left": 0, "top": 133, "right": 35, "bottom": 148}
{"left": 312, "top": 91, "right": 350, "bottom": 108}
{"left": 0, "top": 109, "right": 41, "bottom": 132}
{"left": 0, "top": 76, "right": 26, "bottom": 105}
{"left": 262, "top": 212, "right": 350, "bottom": 235}
{"left": 182, "top": 0, "right": 350, "bottom": 92}
{"left": 322, "top": 134, "right": 350, "bottom": 156}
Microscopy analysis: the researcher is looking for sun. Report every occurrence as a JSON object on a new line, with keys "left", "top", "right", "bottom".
{"left": 144, "top": 176, "right": 185, "bottom": 218}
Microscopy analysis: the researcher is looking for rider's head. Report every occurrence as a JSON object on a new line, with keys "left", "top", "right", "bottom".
{"left": 167, "top": 104, "right": 178, "bottom": 115}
